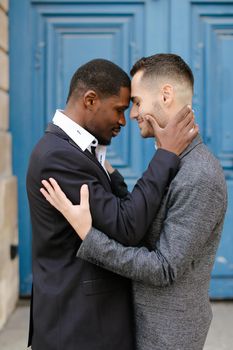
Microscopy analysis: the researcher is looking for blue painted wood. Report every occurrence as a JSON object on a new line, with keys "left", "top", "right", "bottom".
{"left": 210, "top": 279, "right": 233, "bottom": 299}
{"left": 213, "top": 181, "right": 233, "bottom": 277}
{"left": 9, "top": 0, "right": 34, "bottom": 295}
{"left": 31, "top": 1, "right": 146, "bottom": 186}
{"left": 172, "top": 0, "right": 233, "bottom": 298}
{"left": 31, "top": 0, "right": 146, "bottom": 3}
{"left": 10, "top": 0, "right": 233, "bottom": 298}
{"left": 10, "top": 0, "right": 149, "bottom": 294}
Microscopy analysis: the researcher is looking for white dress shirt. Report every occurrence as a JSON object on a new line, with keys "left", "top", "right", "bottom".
{"left": 52, "top": 110, "right": 108, "bottom": 172}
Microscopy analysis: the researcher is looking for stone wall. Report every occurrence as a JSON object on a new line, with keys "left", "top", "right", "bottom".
{"left": 0, "top": 0, "right": 19, "bottom": 330}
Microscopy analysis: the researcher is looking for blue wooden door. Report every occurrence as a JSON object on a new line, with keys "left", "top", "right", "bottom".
{"left": 10, "top": 0, "right": 154, "bottom": 295}
{"left": 10, "top": 0, "right": 233, "bottom": 297}
{"left": 170, "top": 0, "right": 233, "bottom": 298}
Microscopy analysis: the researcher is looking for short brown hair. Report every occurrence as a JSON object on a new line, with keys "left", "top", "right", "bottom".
{"left": 130, "top": 53, "right": 194, "bottom": 90}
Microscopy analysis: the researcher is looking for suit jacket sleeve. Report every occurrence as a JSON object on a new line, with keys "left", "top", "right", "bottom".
{"left": 41, "top": 147, "right": 179, "bottom": 246}
{"left": 109, "top": 169, "right": 129, "bottom": 198}
{"left": 77, "top": 177, "right": 226, "bottom": 286}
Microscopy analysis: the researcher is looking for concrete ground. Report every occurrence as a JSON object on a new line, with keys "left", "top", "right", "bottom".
{"left": 0, "top": 300, "right": 232, "bottom": 349}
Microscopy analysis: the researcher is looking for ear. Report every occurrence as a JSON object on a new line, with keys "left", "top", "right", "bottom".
{"left": 83, "top": 90, "right": 99, "bottom": 110}
{"left": 161, "top": 84, "right": 174, "bottom": 107}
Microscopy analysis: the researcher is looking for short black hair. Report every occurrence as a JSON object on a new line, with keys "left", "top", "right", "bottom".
{"left": 67, "top": 59, "right": 131, "bottom": 103}
{"left": 130, "top": 53, "right": 194, "bottom": 90}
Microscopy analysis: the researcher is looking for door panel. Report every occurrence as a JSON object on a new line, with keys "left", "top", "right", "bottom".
{"left": 172, "top": 0, "right": 233, "bottom": 298}
{"left": 32, "top": 1, "right": 146, "bottom": 186}
{"left": 10, "top": 0, "right": 233, "bottom": 297}
{"left": 11, "top": 0, "right": 147, "bottom": 295}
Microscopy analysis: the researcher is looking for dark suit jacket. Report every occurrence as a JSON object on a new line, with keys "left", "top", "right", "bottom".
{"left": 26, "top": 123, "right": 180, "bottom": 350}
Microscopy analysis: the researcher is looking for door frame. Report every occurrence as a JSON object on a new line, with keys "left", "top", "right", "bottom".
{"left": 10, "top": 0, "right": 170, "bottom": 295}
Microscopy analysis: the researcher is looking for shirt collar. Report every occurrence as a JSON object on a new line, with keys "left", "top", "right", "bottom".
{"left": 52, "top": 110, "right": 108, "bottom": 174}
{"left": 52, "top": 109, "right": 98, "bottom": 151}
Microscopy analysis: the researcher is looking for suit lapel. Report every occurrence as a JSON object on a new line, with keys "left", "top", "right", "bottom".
{"left": 45, "top": 123, "right": 111, "bottom": 183}
{"left": 46, "top": 122, "right": 69, "bottom": 140}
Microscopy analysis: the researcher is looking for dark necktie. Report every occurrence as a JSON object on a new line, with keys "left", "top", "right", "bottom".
{"left": 91, "top": 146, "right": 96, "bottom": 158}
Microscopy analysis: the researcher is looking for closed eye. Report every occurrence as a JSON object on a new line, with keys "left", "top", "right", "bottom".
{"left": 131, "top": 97, "right": 140, "bottom": 107}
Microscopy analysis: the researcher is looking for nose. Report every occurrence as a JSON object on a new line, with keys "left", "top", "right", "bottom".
{"left": 130, "top": 106, "right": 138, "bottom": 120}
{"left": 119, "top": 113, "right": 126, "bottom": 127}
